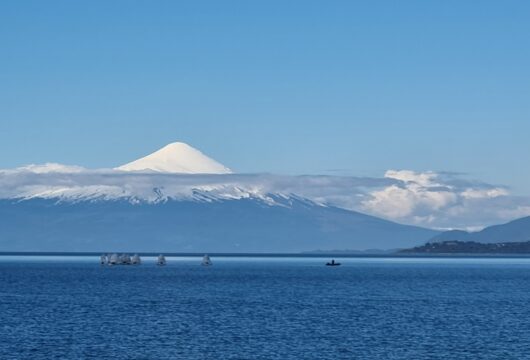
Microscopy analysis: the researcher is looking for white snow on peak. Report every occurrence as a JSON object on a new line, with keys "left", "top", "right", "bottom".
{"left": 116, "top": 142, "right": 232, "bottom": 174}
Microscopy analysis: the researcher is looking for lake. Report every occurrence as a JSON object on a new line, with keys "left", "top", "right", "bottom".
{"left": 1, "top": 256, "right": 530, "bottom": 359}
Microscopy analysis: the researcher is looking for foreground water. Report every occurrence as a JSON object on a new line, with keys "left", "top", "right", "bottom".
{"left": 1, "top": 257, "right": 530, "bottom": 359}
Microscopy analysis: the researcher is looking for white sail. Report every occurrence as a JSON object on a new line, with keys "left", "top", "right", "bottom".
{"left": 124, "top": 254, "right": 132, "bottom": 264}
{"left": 157, "top": 254, "right": 166, "bottom": 266}
{"left": 132, "top": 254, "right": 141, "bottom": 265}
{"left": 202, "top": 254, "right": 212, "bottom": 266}
{"left": 109, "top": 253, "right": 118, "bottom": 265}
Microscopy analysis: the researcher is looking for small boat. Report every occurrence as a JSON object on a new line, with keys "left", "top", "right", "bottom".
{"left": 326, "top": 259, "right": 341, "bottom": 266}
{"left": 157, "top": 254, "right": 166, "bottom": 266}
{"left": 119, "top": 254, "right": 132, "bottom": 265}
{"left": 109, "top": 253, "right": 119, "bottom": 266}
{"left": 132, "top": 254, "right": 141, "bottom": 265}
{"left": 201, "top": 254, "right": 212, "bottom": 266}
{"left": 103, "top": 253, "right": 143, "bottom": 266}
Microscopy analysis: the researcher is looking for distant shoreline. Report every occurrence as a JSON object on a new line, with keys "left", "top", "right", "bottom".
{"left": 3, "top": 251, "right": 530, "bottom": 258}
{"left": 400, "top": 240, "right": 530, "bottom": 255}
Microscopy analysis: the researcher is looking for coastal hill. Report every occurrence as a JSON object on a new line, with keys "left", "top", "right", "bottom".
{"left": 400, "top": 240, "right": 530, "bottom": 254}
{"left": 430, "top": 216, "right": 530, "bottom": 244}
{"left": 400, "top": 216, "right": 530, "bottom": 254}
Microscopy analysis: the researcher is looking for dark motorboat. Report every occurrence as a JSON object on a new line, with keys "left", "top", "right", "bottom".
{"left": 326, "top": 259, "right": 341, "bottom": 266}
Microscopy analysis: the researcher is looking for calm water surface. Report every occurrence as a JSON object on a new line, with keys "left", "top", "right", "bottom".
{"left": 1, "top": 256, "right": 530, "bottom": 359}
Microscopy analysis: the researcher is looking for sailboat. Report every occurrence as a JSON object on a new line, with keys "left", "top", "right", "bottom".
{"left": 100, "top": 254, "right": 107, "bottom": 265}
{"left": 119, "top": 254, "right": 132, "bottom": 265}
{"left": 109, "top": 253, "right": 119, "bottom": 265}
{"left": 201, "top": 254, "right": 212, "bottom": 266}
{"left": 157, "top": 254, "right": 166, "bottom": 266}
{"left": 132, "top": 254, "right": 141, "bottom": 265}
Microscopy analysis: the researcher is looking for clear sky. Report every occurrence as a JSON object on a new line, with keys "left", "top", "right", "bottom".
{"left": 1, "top": 1, "right": 529, "bottom": 193}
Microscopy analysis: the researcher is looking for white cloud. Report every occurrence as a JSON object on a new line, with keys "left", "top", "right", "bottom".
{"left": 384, "top": 170, "right": 440, "bottom": 187}
{"left": 362, "top": 184, "right": 457, "bottom": 219}
{"left": 362, "top": 170, "right": 458, "bottom": 219}
{"left": 359, "top": 170, "right": 521, "bottom": 230}
{"left": 10, "top": 163, "right": 86, "bottom": 174}
{"left": 461, "top": 188, "right": 509, "bottom": 199}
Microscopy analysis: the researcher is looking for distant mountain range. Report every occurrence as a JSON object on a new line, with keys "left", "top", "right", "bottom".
{"left": 0, "top": 196, "right": 438, "bottom": 252}
{"left": 430, "top": 216, "right": 530, "bottom": 244}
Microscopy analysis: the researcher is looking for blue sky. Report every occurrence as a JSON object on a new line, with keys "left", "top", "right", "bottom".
{"left": 1, "top": 1, "right": 529, "bottom": 194}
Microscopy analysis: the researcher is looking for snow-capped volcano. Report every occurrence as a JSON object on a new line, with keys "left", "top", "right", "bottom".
{"left": 0, "top": 147, "right": 441, "bottom": 251}
{"left": 116, "top": 142, "right": 232, "bottom": 174}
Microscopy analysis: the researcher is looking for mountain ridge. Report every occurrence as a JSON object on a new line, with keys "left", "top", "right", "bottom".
{"left": 0, "top": 196, "right": 439, "bottom": 252}
{"left": 430, "top": 216, "right": 530, "bottom": 244}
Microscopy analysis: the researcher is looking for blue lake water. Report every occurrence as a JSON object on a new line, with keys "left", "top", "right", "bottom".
{"left": 2, "top": 256, "right": 530, "bottom": 359}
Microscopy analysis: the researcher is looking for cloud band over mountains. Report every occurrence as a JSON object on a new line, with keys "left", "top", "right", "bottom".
{"left": 0, "top": 164, "right": 528, "bottom": 231}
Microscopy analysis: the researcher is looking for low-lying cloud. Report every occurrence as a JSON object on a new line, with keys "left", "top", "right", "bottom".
{"left": 1, "top": 164, "right": 529, "bottom": 231}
